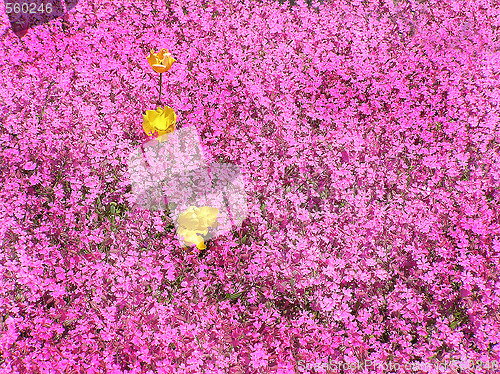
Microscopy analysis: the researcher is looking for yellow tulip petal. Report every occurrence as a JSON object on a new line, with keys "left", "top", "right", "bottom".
{"left": 147, "top": 55, "right": 157, "bottom": 68}
{"left": 178, "top": 216, "right": 199, "bottom": 231}
{"left": 142, "top": 113, "right": 156, "bottom": 135}
{"left": 179, "top": 230, "right": 206, "bottom": 250}
{"left": 196, "top": 228, "right": 209, "bottom": 236}
{"left": 166, "top": 115, "right": 177, "bottom": 131}
{"left": 155, "top": 114, "right": 170, "bottom": 131}
{"left": 180, "top": 230, "right": 197, "bottom": 244}
{"left": 197, "top": 207, "right": 219, "bottom": 228}
{"left": 178, "top": 226, "right": 207, "bottom": 237}
{"left": 163, "top": 106, "right": 176, "bottom": 118}
{"left": 161, "top": 55, "right": 176, "bottom": 72}
{"left": 177, "top": 226, "right": 190, "bottom": 238}
{"left": 186, "top": 206, "right": 199, "bottom": 213}
{"left": 196, "top": 240, "right": 206, "bottom": 251}
{"left": 146, "top": 109, "right": 160, "bottom": 121}
{"left": 187, "top": 232, "right": 206, "bottom": 250}
{"left": 154, "top": 108, "right": 176, "bottom": 131}
{"left": 151, "top": 64, "right": 168, "bottom": 73}
{"left": 149, "top": 114, "right": 169, "bottom": 133}
{"left": 177, "top": 208, "right": 200, "bottom": 230}
{"left": 166, "top": 55, "right": 176, "bottom": 64}
{"left": 157, "top": 48, "right": 167, "bottom": 60}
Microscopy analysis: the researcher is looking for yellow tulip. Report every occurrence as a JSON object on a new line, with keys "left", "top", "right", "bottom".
{"left": 142, "top": 106, "right": 176, "bottom": 139}
{"left": 147, "top": 48, "right": 176, "bottom": 73}
{"left": 176, "top": 206, "right": 219, "bottom": 250}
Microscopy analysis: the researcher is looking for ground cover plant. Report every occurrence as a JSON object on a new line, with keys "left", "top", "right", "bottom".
{"left": 1, "top": 0, "right": 499, "bottom": 372}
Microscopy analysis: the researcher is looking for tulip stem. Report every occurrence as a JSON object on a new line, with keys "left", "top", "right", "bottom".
{"left": 157, "top": 73, "right": 163, "bottom": 106}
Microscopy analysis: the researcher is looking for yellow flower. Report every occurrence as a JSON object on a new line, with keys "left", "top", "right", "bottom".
{"left": 142, "top": 106, "right": 176, "bottom": 139}
{"left": 147, "top": 48, "right": 176, "bottom": 73}
{"left": 177, "top": 206, "right": 219, "bottom": 250}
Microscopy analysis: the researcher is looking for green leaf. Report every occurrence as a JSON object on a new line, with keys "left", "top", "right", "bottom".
{"left": 226, "top": 291, "right": 242, "bottom": 300}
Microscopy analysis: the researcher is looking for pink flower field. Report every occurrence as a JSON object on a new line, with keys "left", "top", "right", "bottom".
{"left": 1, "top": 0, "right": 499, "bottom": 372}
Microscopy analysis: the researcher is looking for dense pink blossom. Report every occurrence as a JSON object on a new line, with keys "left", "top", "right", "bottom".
{"left": 1, "top": 0, "right": 499, "bottom": 373}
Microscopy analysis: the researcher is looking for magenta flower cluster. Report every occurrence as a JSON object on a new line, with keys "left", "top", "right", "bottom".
{"left": 1, "top": 0, "right": 499, "bottom": 372}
